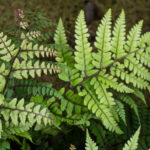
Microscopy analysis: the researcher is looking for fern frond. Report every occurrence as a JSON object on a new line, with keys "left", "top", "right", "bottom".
{"left": 54, "top": 18, "right": 73, "bottom": 64}
{"left": 20, "top": 21, "right": 29, "bottom": 30}
{"left": 115, "top": 100, "right": 126, "bottom": 124}
{"left": 124, "top": 57, "right": 150, "bottom": 81}
{"left": 12, "top": 59, "right": 61, "bottom": 79}
{"left": 136, "top": 32, "right": 150, "bottom": 67}
{"left": 85, "top": 129, "right": 98, "bottom": 150}
{"left": 79, "top": 85, "right": 122, "bottom": 134}
{"left": 74, "top": 10, "right": 93, "bottom": 77}
{"left": 16, "top": 82, "right": 88, "bottom": 125}
{"left": 54, "top": 18, "right": 74, "bottom": 82}
{"left": 47, "top": 88, "right": 88, "bottom": 125}
{"left": 54, "top": 18, "right": 67, "bottom": 46}
{"left": 20, "top": 42, "right": 58, "bottom": 60}
{"left": 0, "top": 32, "right": 19, "bottom": 62}
{"left": 63, "top": 90, "right": 87, "bottom": 116}
{"left": 21, "top": 31, "right": 41, "bottom": 40}
{"left": 136, "top": 49, "right": 150, "bottom": 67}
{"left": 69, "top": 144, "right": 76, "bottom": 150}
{"left": 0, "top": 63, "right": 8, "bottom": 77}
{"left": 3, "top": 122, "right": 33, "bottom": 135}
{"left": 0, "top": 98, "right": 53, "bottom": 127}
{"left": 112, "top": 10, "right": 126, "bottom": 59}
{"left": 125, "top": 21, "right": 143, "bottom": 52}
{"left": 90, "top": 77, "right": 115, "bottom": 106}
{"left": 13, "top": 79, "right": 53, "bottom": 97}
{"left": 123, "top": 126, "right": 141, "bottom": 150}
{"left": 70, "top": 68, "right": 83, "bottom": 86}
{"left": 111, "top": 63, "right": 149, "bottom": 89}
{"left": 93, "top": 9, "right": 112, "bottom": 69}
{"left": 96, "top": 70, "right": 133, "bottom": 94}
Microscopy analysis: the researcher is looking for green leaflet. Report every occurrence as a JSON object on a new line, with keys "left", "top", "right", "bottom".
{"left": 112, "top": 10, "right": 126, "bottom": 59}
{"left": 125, "top": 21, "right": 143, "bottom": 52}
{"left": 93, "top": 9, "right": 112, "bottom": 69}
{"left": 90, "top": 77, "right": 115, "bottom": 106}
{"left": 0, "top": 32, "right": 19, "bottom": 62}
{"left": 74, "top": 10, "right": 93, "bottom": 77}
{"left": 21, "top": 31, "right": 41, "bottom": 41}
{"left": 97, "top": 70, "right": 133, "bottom": 93}
{"left": 0, "top": 98, "right": 53, "bottom": 127}
{"left": 124, "top": 57, "right": 150, "bottom": 82}
{"left": 54, "top": 18, "right": 74, "bottom": 82}
{"left": 54, "top": 18, "right": 67, "bottom": 46}
{"left": 12, "top": 59, "right": 61, "bottom": 79}
{"left": 111, "top": 63, "right": 149, "bottom": 89}
{"left": 79, "top": 85, "right": 123, "bottom": 134}
{"left": 20, "top": 42, "right": 58, "bottom": 60}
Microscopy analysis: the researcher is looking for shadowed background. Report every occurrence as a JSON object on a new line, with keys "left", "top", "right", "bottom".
{"left": 0, "top": 0, "right": 150, "bottom": 32}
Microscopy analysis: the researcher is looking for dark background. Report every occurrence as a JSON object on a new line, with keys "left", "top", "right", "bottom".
{"left": 0, "top": 0, "right": 150, "bottom": 32}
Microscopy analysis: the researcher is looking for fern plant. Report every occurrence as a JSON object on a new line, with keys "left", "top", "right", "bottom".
{"left": 0, "top": 8, "right": 150, "bottom": 149}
